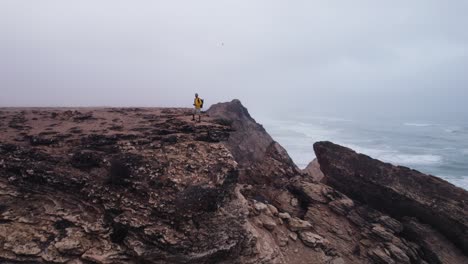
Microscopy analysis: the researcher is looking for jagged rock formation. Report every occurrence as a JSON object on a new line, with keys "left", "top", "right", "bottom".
{"left": 0, "top": 103, "right": 467, "bottom": 263}
{"left": 207, "top": 100, "right": 300, "bottom": 187}
{"left": 314, "top": 141, "right": 468, "bottom": 263}
{"left": 0, "top": 108, "right": 247, "bottom": 263}
{"left": 302, "top": 159, "right": 325, "bottom": 182}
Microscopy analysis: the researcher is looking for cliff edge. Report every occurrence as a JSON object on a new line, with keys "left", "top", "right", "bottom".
{"left": 0, "top": 101, "right": 467, "bottom": 263}
{"left": 314, "top": 141, "right": 468, "bottom": 262}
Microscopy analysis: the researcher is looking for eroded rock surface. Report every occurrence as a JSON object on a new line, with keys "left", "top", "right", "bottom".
{"left": 208, "top": 100, "right": 300, "bottom": 187}
{"left": 302, "top": 159, "right": 325, "bottom": 182}
{"left": 314, "top": 141, "right": 468, "bottom": 263}
{"left": 0, "top": 108, "right": 247, "bottom": 263}
{"left": 1, "top": 104, "right": 467, "bottom": 264}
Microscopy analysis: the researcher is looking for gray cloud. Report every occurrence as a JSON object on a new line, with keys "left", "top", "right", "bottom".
{"left": 1, "top": 0, "right": 467, "bottom": 120}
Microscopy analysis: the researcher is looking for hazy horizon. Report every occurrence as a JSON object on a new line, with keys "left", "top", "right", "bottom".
{"left": 1, "top": 1, "right": 467, "bottom": 121}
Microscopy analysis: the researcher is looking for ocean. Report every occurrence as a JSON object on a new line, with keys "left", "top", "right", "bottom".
{"left": 259, "top": 114, "right": 468, "bottom": 190}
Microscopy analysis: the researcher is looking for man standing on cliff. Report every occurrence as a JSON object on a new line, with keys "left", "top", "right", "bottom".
{"left": 192, "top": 93, "right": 203, "bottom": 122}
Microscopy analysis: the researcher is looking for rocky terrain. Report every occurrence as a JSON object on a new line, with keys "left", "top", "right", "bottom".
{"left": 0, "top": 100, "right": 467, "bottom": 263}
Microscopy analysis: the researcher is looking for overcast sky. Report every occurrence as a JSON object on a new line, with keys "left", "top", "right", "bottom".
{"left": 1, "top": 1, "right": 467, "bottom": 120}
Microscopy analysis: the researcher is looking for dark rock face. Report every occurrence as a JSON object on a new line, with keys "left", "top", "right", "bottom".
{"left": 314, "top": 141, "right": 468, "bottom": 260}
{"left": 108, "top": 157, "right": 133, "bottom": 186}
{"left": 402, "top": 217, "right": 468, "bottom": 264}
{"left": 208, "top": 101, "right": 424, "bottom": 263}
{"left": 208, "top": 99, "right": 300, "bottom": 187}
{"left": 70, "top": 150, "right": 102, "bottom": 169}
{"left": 29, "top": 136, "right": 57, "bottom": 146}
{"left": 1, "top": 105, "right": 467, "bottom": 264}
{"left": 175, "top": 170, "right": 239, "bottom": 217}
{"left": 0, "top": 108, "right": 249, "bottom": 263}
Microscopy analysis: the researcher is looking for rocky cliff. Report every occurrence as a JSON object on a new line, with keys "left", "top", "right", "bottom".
{"left": 0, "top": 101, "right": 467, "bottom": 264}
{"left": 207, "top": 99, "right": 300, "bottom": 187}
{"left": 314, "top": 141, "right": 468, "bottom": 263}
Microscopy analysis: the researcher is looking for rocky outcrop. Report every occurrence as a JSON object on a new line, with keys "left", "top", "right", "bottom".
{"left": 1, "top": 103, "right": 467, "bottom": 263}
{"left": 208, "top": 101, "right": 459, "bottom": 263}
{"left": 0, "top": 108, "right": 250, "bottom": 263}
{"left": 287, "top": 176, "right": 436, "bottom": 264}
{"left": 0, "top": 105, "right": 359, "bottom": 264}
{"left": 302, "top": 158, "right": 325, "bottom": 182}
{"left": 314, "top": 141, "right": 468, "bottom": 262}
{"left": 208, "top": 100, "right": 300, "bottom": 187}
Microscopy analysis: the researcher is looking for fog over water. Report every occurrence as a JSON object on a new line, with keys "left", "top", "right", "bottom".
{"left": 1, "top": 1, "right": 467, "bottom": 120}
{"left": 1, "top": 1, "right": 467, "bottom": 187}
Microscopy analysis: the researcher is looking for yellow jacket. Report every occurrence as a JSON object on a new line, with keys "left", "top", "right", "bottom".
{"left": 194, "top": 98, "right": 202, "bottom": 109}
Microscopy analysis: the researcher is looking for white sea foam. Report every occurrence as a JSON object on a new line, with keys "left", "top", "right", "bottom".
{"left": 341, "top": 144, "right": 442, "bottom": 166}
{"left": 265, "top": 120, "right": 339, "bottom": 144}
{"left": 403, "top": 122, "right": 434, "bottom": 127}
{"left": 263, "top": 116, "right": 467, "bottom": 190}
{"left": 309, "top": 116, "right": 354, "bottom": 123}
{"left": 288, "top": 123, "right": 339, "bottom": 140}
{"left": 262, "top": 120, "right": 329, "bottom": 169}
{"left": 444, "top": 126, "right": 468, "bottom": 134}
{"left": 289, "top": 143, "right": 443, "bottom": 169}
{"left": 379, "top": 153, "right": 443, "bottom": 166}
{"left": 439, "top": 175, "right": 468, "bottom": 191}
{"left": 343, "top": 144, "right": 391, "bottom": 157}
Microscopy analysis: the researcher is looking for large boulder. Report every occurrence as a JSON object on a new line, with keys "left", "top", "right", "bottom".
{"left": 314, "top": 141, "right": 468, "bottom": 256}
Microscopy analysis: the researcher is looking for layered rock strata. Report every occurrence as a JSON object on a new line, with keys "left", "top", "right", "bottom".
{"left": 314, "top": 141, "right": 468, "bottom": 263}
{"left": 0, "top": 102, "right": 466, "bottom": 263}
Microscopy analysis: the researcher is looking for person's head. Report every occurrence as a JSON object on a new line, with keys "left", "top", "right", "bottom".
{"left": 195, "top": 93, "right": 198, "bottom": 98}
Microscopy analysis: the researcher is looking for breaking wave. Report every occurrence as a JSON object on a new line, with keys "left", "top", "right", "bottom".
{"left": 378, "top": 153, "right": 443, "bottom": 166}
{"left": 439, "top": 175, "right": 468, "bottom": 191}
{"left": 344, "top": 144, "right": 443, "bottom": 166}
{"left": 262, "top": 115, "right": 467, "bottom": 190}
{"left": 403, "top": 122, "right": 435, "bottom": 127}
